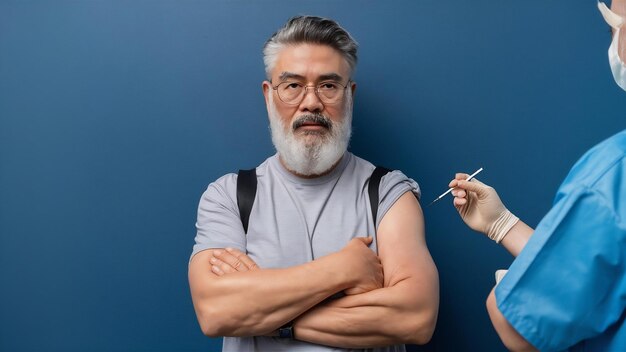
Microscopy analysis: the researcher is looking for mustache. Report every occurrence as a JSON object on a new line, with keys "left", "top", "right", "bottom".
{"left": 292, "top": 114, "right": 332, "bottom": 131}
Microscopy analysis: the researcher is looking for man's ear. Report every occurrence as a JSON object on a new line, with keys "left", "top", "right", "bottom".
{"left": 349, "top": 82, "right": 357, "bottom": 111}
{"left": 262, "top": 81, "right": 271, "bottom": 106}
{"left": 262, "top": 81, "right": 273, "bottom": 117}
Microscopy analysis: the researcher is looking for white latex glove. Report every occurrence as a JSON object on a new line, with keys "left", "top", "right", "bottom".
{"left": 449, "top": 174, "right": 519, "bottom": 243}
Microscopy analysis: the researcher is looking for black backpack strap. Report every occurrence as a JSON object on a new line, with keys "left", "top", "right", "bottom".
{"left": 237, "top": 169, "right": 257, "bottom": 234}
{"left": 238, "top": 166, "right": 390, "bottom": 234}
{"left": 368, "top": 166, "right": 392, "bottom": 231}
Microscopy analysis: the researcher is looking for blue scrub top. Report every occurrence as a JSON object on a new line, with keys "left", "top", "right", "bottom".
{"left": 495, "top": 130, "right": 626, "bottom": 352}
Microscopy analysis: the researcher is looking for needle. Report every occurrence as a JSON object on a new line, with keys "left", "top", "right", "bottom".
{"left": 427, "top": 167, "right": 483, "bottom": 207}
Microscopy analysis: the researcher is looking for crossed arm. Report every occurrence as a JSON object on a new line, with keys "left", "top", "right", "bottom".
{"left": 188, "top": 191, "right": 439, "bottom": 347}
{"left": 188, "top": 236, "right": 382, "bottom": 337}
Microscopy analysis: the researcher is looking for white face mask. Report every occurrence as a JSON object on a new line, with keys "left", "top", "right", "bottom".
{"left": 598, "top": 1, "right": 626, "bottom": 90}
{"left": 608, "top": 30, "right": 626, "bottom": 90}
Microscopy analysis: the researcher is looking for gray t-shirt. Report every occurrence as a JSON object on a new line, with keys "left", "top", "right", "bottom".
{"left": 192, "top": 152, "right": 420, "bottom": 352}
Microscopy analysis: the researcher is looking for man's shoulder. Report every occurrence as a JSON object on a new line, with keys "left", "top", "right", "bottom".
{"left": 200, "top": 173, "right": 238, "bottom": 206}
{"left": 201, "top": 155, "right": 274, "bottom": 201}
{"left": 210, "top": 155, "right": 275, "bottom": 186}
{"left": 349, "top": 153, "right": 413, "bottom": 180}
{"left": 349, "top": 153, "right": 411, "bottom": 176}
{"left": 349, "top": 152, "right": 376, "bottom": 169}
{"left": 348, "top": 153, "right": 389, "bottom": 180}
{"left": 346, "top": 153, "right": 420, "bottom": 198}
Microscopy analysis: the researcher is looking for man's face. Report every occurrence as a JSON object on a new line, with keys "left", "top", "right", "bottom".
{"left": 263, "top": 43, "right": 355, "bottom": 140}
{"left": 262, "top": 43, "right": 357, "bottom": 176}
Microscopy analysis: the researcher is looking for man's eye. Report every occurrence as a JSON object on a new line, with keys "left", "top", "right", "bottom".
{"left": 285, "top": 83, "right": 301, "bottom": 89}
{"left": 320, "top": 82, "right": 339, "bottom": 90}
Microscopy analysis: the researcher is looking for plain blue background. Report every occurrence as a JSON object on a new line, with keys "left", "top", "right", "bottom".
{"left": 1, "top": 1, "right": 624, "bottom": 351}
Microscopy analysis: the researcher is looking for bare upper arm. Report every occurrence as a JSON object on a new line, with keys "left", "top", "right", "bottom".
{"left": 377, "top": 191, "right": 437, "bottom": 288}
{"left": 188, "top": 249, "right": 222, "bottom": 298}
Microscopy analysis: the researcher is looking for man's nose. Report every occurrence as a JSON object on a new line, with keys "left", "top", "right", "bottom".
{"left": 299, "top": 86, "right": 324, "bottom": 112}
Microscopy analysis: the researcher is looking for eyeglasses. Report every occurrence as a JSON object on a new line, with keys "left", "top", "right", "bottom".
{"left": 271, "top": 80, "right": 351, "bottom": 105}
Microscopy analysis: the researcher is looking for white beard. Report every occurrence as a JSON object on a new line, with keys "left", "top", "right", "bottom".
{"left": 268, "top": 92, "right": 352, "bottom": 176}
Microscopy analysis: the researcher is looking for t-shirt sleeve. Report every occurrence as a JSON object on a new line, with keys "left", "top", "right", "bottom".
{"left": 190, "top": 173, "right": 247, "bottom": 260}
{"left": 495, "top": 188, "right": 626, "bottom": 351}
{"left": 376, "top": 170, "right": 421, "bottom": 228}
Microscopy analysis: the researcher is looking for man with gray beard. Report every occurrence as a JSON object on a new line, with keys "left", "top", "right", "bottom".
{"left": 188, "top": 16, "right": 439, "bottom": 352}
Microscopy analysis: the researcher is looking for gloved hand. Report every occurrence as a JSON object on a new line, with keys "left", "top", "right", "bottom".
{"left": 449, "top": 174, "right": 519, "bottom": 243}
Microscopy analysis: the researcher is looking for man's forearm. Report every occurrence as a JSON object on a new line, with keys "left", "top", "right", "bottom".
{"left": 190, "top": 251, "right": 351, "bottom": 337}
{"left": 294, "top": 279, "right": 438, "bottom": 348}
{"left": 189, "top": 237, "right": 383, "bottom": 338}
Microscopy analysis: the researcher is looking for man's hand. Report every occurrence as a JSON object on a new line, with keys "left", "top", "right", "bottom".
{"left": 211, "top": 238, "right": 383, "bottom": 296}
{"left": 210, "top": 248, "right": 259, "bottom": 276}
{"left": 341, "top": 237, "right": 384, "bottom": 295}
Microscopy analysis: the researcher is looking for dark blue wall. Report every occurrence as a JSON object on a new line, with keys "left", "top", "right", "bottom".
{"left": 1, "top": 1, "right": 624, "bottom": 351}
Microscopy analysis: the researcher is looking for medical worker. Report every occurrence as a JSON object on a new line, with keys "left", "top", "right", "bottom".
{"left": 449, "top": 1, "right": 626, "bottom": 351}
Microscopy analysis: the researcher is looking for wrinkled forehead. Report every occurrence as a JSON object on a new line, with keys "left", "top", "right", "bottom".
{"left": 270, "top": 43, "right": 352, "bottom": 82}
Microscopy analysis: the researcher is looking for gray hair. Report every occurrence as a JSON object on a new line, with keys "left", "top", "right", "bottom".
{"left": 263, "top": 16, "right": 358, "bottom": 80}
